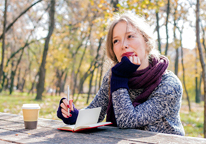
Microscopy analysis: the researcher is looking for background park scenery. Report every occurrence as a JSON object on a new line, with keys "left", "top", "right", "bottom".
{"left": 0, "top": 0, "right": 206, "bottom": 138}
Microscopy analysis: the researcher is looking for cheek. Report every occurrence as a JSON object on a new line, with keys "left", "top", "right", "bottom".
{"left": 113, "top": 47, "right": 121, "bottom": 62}
{"left": 133, "top": 41, "right": 147, "bottom": 58}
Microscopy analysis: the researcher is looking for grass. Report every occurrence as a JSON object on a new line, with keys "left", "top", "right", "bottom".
{"left": 0, "top": 91, "right": 93, "bottom": 120}
{"left": 180, "top": 101, "right": 204, "bottom": 137}
{"left": 0, "top": 91, "right": 204, "bottom": 138}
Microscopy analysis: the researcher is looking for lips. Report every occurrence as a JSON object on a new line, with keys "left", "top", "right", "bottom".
{"left": 121, "top": 52, "right": 135, "bottom": 57}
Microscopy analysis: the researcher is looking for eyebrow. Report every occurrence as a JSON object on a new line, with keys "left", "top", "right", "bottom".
{"left": 113, "top": 31, "right": 135, "bottom": 39}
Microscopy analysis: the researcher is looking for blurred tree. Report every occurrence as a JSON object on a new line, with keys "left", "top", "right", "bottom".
{"left": 0, "top": 0, "right": 7, "bottom": 88}
{"left": 173, "top": 0, "right": 179, "bottom": 76}
{"left": 111, "top": 0, "right": 119, "bottom": 12}
{"left": 178, "top": 25, "right": 191, "bottom": 111}
{"left": 36, "top": 0, "right": 55, "bottom": 100}
{"left": 196, "top": 0, "right": 206, "bottom": 138}
{"left": 0, "top": 0, "right": 43, "bottom": 40}
{"left": 155, "top": 1, "right": 161, "bottom": 53}
{"left": 195, "top": 47, "right": 201, "bottom": 103}
{"left": 164, "top": 0, "right": 170, "bottom": 56}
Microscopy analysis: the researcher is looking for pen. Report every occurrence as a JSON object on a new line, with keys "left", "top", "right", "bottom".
{"left": 67, "top": 85, "right": 70, "bottom": 116}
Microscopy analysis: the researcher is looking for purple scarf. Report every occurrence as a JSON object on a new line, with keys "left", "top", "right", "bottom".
{"left": 106, "top": 55, "right": 169, "bottom": 126}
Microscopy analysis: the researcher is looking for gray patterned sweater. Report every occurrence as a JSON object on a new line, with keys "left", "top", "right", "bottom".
{"left": 87, "top": 70, "right": 185, "bottom": 136}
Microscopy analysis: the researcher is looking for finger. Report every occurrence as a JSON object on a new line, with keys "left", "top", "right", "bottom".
{"left": 133, "top": 56, "right": 138, "bottom": 64}
{"left": 60, "top": 103, "right": 68, "bottom": 112}
{"left": 62, "top": 113, "right": 68, "bottom": 118}
{"left": 62, "top": 99, "right": 69, "bottom": 108}
{"left": 129, "top": 56, "right": 133, "bottom": 62}
{"left": 61, "top": 108, "right": 69, "bottom": 118}
{"left": 137, "top": 57, "right": 141, "bottom": 65}
{"left": 69, "top": 100, "right": 74, "bottom": 111}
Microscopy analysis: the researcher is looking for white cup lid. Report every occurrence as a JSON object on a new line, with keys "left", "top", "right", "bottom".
{"left": 22, "top": 104, "right": 40, "bottom": 109}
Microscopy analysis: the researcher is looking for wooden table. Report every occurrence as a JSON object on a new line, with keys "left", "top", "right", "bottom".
{"left": 0, "top": 112, "right": 206, "bottom": 144}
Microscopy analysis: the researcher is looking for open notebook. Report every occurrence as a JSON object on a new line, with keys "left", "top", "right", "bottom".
{"left": 57, "top": 107, "right": 112, "bottom": 132}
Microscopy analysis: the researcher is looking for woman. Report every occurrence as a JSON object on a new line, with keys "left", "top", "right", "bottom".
{"left": 57, "top": 12, "right": 185, "bottom": 136}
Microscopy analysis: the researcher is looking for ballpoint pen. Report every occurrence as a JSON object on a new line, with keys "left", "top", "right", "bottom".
{"left": 67, "top": 85, "right": 70, "bottom": 116}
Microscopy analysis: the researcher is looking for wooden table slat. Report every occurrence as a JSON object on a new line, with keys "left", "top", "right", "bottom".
{"left": 0, "top": 112, "right": 205, "bottom": 144}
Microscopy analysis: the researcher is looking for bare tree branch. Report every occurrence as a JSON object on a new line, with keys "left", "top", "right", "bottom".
{"left": 0, "top": 0, "right": 43, "bottom": 40}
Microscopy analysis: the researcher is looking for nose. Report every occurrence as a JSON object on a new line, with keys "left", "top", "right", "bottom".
{"left": 122, "top": 40, "right": 129, "bottom": 49}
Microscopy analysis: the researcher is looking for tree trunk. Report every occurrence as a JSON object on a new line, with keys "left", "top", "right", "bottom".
{"left": 36, "top": 0, "right": 55, "bottom": 100}
{"left": 28, "top": 72, "right": 39, "bottom": 95}
{"left": 164, "top": 0, "right": 170, "bottom": 56}
{"left": 9, "top": 49, "right": 24, "bottom": 94}
{"left": 61, "top": 70, "right": 68, "bottom": 93}
{"left": 78, "top": 36, "right": 103, "bottom": 95}
{"left": 173, "top": 3, "right": 179, "bottom": 76}
{"left": 198, "top": 73, "right": 202, "bottom": 100}
{"left": 72, "top": 44, "right": 87, "bottom": 99}
{"left": 55, "top": 69, "right": 64, "bottom": 96}
{"left": 0, "top": 0, "right": 7, "bottom": 85}
{"left": 111, "top": 0, "right": 119, "bottom": 12}
{"left": 98, "top": 51, "right": 105, "bottom": 90}
{"left": 174, "top": 48, "right": 179, "bottom": 76}
{"left": 201, "top": 22, "right": 206, "bottom": 57}
{"left": 94, "top": 67, "right": 99, "bottom": 94}
{"left": 0, "top": 72, "right": 6, "bottom": 92}
{"left": 195, "top": 48, "right": 201, "bottom": 103}
{"left": 155, "top": 11, "right": 161, "bottom": 53}
{"left": 180, "top": 30, "right": 191, "bottom": 112}
{"left": 17, "top": 68, "right": 21, "bottom": 90}
{"left": 86, "top": 70, "right": 95, "bottom": 104}
{"left": 9, "top": 62, "right": 14, "bottom": 94}
{"left": 196, "top": 0, "right": 206, "bottom": 138}
{"left": 72, "top": 27, "right": 92, "bottom": 100}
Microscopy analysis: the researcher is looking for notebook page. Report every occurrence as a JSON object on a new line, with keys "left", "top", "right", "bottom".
{"left": 74, "top": 107, "right": 101, "bottom": 129}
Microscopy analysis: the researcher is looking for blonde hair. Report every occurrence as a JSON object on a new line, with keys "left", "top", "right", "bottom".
{"left": 106, "top": 12, "right": 159, "bottom": 64}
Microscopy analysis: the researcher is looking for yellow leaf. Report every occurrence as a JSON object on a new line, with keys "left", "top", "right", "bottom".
{"left": 142, "top": 4, "right": 146, "bottom": 8}
{"left": 158, "top": 1, "right": 165, "bottom": 7}
{"left": 98, "top": 4, "right": 103, "bottom": 8}
{"left": 91, "top": 1, "right": 94, "bottom": 6}
{"left": 145, "top": 0, "right": 149, "bottom": 4}
{"left": 117, "top": 3, "right": 121, "bottom": 7}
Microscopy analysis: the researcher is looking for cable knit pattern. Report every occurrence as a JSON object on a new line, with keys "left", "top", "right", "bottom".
{"left": 87, "top": 70, "right": 185, "bottom": 136}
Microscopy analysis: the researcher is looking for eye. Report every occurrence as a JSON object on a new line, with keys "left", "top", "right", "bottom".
{"left": 113, "top": 39, "right": 118, "bottom": 44}
{"left": 128, "top": 35, "right": 134, "bottom": 38}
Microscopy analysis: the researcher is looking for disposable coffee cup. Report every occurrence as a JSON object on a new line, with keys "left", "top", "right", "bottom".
{"left": 22, "top": 104, "right": 40, "bottom": 129}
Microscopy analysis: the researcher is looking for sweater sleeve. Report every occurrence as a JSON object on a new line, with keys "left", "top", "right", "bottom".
{"left": 86, "top": 70, "right": 110, "bottom": 122}
{"left": 112, "top": 83, "right": 182, "bottom": 128}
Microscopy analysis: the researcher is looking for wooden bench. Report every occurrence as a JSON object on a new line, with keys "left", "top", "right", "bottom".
{"left": 0, "top": 112, "right": 205, "bottom": 144}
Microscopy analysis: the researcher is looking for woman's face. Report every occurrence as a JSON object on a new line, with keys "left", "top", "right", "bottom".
{"left": 112, "top": 21, "right": 149, "bottom": 70}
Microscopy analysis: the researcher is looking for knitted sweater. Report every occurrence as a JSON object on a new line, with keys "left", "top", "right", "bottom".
{"left": 87, "top": 70, "right": 185, "bottom": 136}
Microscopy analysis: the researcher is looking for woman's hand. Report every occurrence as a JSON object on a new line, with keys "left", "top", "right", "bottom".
{"left": 110, "top": 56, "right": 140, "bottom": 93}
{"left": 128, "top": 55, "right": 141, "bottom": 65}
{"left": 60, "top": 99, "right": 74, "bottom": 118}
{"left": 112, "top": 56, "right": 140, "bottom": 78}
{"left": 57, "top": 98, "right": 79, "bottom": 124}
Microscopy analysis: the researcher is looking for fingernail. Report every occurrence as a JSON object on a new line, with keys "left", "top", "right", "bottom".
{"left": 69, "top": 110, "right": 71, "bottom": 112}
{"left": 67, "top": 115, "right": 70, "bottom": 118}
{"left": 137, "top": 57, "right": 141, "bottom": 64}
{"left": 129, "top": 56, "right": 132, "bottom": 62}
{"left": 69, "top": 114, "right": 72, "bottom": 117}
{"left": 67, "top": 105, "right": 70, "bottom": 108}
{"left": 134, "top": 56, "right": 137, "bottom": 63}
